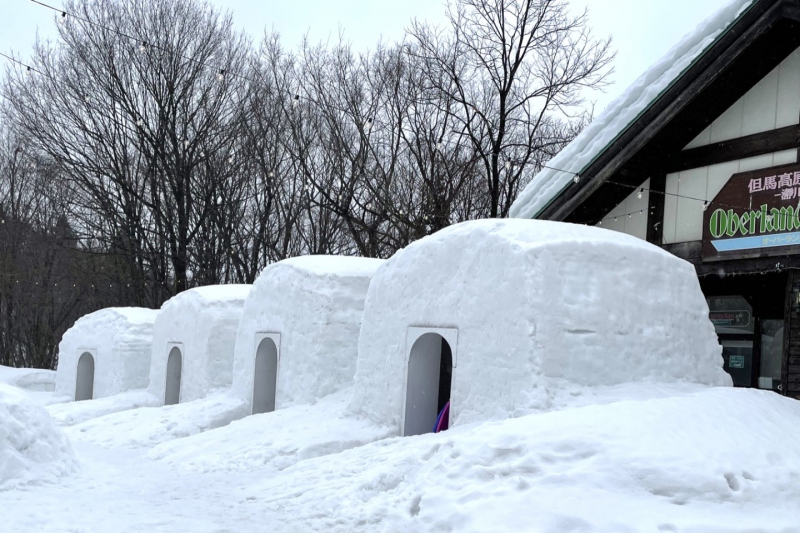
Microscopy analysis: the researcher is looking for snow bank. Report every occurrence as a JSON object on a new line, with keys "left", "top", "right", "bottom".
{"left": 231, "top": 256, "right": 383, "bottom": 413}
{"left": 348, "top": 219, "right": 731, "bottom": 433}
{"left": 247, "top": 387, "right": 800, "bottom": 533}
{"left": 510, "top": 0, "right": 756, "bottom": 219}
{"left": 0, "top": 384, "right": 76, "bottom": 490}
{"left": 149, "top": 387, "right": 393, "bottom": 474}
{"left": 46, "top": 389, "right": 160, "bottom": 427}
{"left": 66, "top": 392, "right": 248, "bottom": 449}
{"left": 55, "top": 307, "right": 158, "bottom": 400}
{"left": 0, "top": 365, "right": 55, "bottom": 392}
{"left": 148, "top": 285, "right": 251, "bottom": 404}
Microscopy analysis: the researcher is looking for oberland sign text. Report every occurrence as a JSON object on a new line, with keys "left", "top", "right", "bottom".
{"left": 702, "top": 163, "right": 800, "bottom": 260}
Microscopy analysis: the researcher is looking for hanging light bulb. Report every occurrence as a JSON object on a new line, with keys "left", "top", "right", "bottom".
{"left": 25, "top": 66, "right": 32, "bottom": 77}
{"left": 505, "top": 161, "right": 511, "bottom": 170}
{"left": 59, "top": 11, "right": 67, "bottom": 24}
{"left": 136, "top": 119, "right": 143, "bottom": 127}
{"left": 292, "top": 94, "right": 300, "bottom": 108}
{"left": 139, "top": 41, "right": 148, "bottom": 53}
{"left": 365, "top": 117, "right": 373, "bottom": 131}
{"left": 217, "top": 69, "right": 225, "bottom": 82}
{"left": 573, "top": 175, "right": 580, "bottom": 184}
{"left": 702, "top": 200, "right": 709, "bottom": 211}
{"left": 216, "top": 196, "right": 223, "bottom": 205}
{"left": 637, "top": 188, "right": 643, "bottom": 199}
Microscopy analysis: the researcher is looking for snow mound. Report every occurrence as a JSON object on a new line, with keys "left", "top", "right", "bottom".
{"left": 510, "top": 0, "right": 756, "bottom": 219}
{"left": 65, "top": 392, "right": 248, "bottom": 449}
{"left": 0, "top": 365, "right": 56, "bottom": 392}
{"left": 148, "top": 285, "right": 251, "bottom": 404}
{"left": 244, "top": 387, "right": 800, "bottom": 532}
{"left": 55, "top": 307, "right": 158, "bottom": 400}
{"left": 46, "top": 389, "right": 159, "bottom": 426}
{"left": 231, "top": 256, "right": 383, "bottom": 412}
{"left": 349, "top": 219, "right": 730, "bottom": 433}
{"left": 150, "top": 388, "right": 393, "bottom": 474}
{"left": 0, "top": 384, "right": 77, "bottom": 490}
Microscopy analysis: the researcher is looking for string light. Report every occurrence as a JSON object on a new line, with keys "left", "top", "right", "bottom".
{"left": 637, "top": 188, "right": 643, "bottom": 199}
{"left": 217, "top": 69, "right": 225, "bottom": 82}
{"left": 365, "top": 117, "right": 373, "bottom": 131}
{"left": 292, "top": 95, "right": 300, "bottom": 108}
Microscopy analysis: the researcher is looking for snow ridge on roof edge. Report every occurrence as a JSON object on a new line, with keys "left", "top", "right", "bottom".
{"left": 509, "top": 0, "right": 758, "bottom": 220}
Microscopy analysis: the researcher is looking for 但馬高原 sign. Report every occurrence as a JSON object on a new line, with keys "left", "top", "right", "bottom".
{"left": 702, "top": 163, "right": 800, "bottom": 260}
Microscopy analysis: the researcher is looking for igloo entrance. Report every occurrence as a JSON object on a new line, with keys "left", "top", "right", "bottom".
{"left": 252, "top": 334, "right": 279, "bottom": 415}
{"left": 403, "top": 328, "right": 457, "bottom": 437}
{"left": 75, "top": 351, "right": 95, "bottom": 401}
{"left": 165, "top": 345, "right": 182, "bottom": 405}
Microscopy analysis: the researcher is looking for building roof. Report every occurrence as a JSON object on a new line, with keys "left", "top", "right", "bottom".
{"left": 509, "top": 0, "right": 757, "bottom": 220}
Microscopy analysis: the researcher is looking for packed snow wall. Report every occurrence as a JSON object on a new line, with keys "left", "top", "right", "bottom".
{"left": 231, "top": 256, "right": 384, "bottom": 414}
{"left": 148, "top": 285, "right": 251, "bottom": 404}
{"left": 348, "top": 219, "right": 731, "bottom": 435}
{"left": 55, "top": 308, "right": 158, "bottom": 401}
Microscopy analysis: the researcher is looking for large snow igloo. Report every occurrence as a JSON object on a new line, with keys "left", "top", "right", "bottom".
{"left": 55, "top": 308, "right": 158, "bottom": 401}
{"left": 147, "top": 285, "right": 251, "bottom": 405}
{"left": 231, "top": 256, "right": 384, "bottom": 415}
{"left": 347, "top": 219, "right": 731, "bottom": 437}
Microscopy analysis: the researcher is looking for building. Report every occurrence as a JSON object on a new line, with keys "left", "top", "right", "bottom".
{"left": 510, "top": 0, "right": 800, "bottom": 398}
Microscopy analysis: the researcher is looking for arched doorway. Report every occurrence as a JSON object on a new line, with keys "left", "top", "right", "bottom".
{"left": 75, "top": 351, "right": 95, "bottom": 401}
{"left": 165, "top": 346, "right": 182, "bottom": 405}
{"left": 252, "top": 337, "right": 278, "bottom": 414}
{"left": 403, "top": 333, "right": 453, "bottom": 436}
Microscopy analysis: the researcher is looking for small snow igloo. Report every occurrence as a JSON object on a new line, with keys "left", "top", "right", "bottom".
{"left": 348, "top": 219, "right": 732, "bottom": 437}
{"left": 55, "top": 308, "right": 158, "bottom": 401}
{"left": 148, "top": 285, "right": 251, "bottom": 405}
{"left": 231, "top": 256, "right": 384, "bottom": 415}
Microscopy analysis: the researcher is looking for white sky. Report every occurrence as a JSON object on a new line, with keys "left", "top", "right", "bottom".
{"left": 2, "top": 0, "right": 733, "bottom": 112}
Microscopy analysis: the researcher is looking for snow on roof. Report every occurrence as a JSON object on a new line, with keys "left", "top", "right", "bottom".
{"left": 509, "top": 0, "right": 756, "bottom": 219}
{"left": 183, "top": 284, "right": 252, "bottom": 303}
{"left": 72, "top": 307, "right": 158, "bottom": 328}
{"left": 271, "top": 255, "right": 385, "bottom": 277}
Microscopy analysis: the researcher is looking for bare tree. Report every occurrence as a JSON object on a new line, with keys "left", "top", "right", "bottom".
{"left": 409, "top": 0, "right": 613, "bottom": 217}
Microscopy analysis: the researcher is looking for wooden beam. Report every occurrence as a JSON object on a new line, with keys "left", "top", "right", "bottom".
{"left": 666, "top": 125, "right": 800, "bottom": 173}
{"left": 646, "top": 174, "right": 666, "bottom": 244}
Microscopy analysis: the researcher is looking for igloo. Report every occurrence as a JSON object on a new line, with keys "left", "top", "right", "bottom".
{"left": 55, "top": 308, "right": 158, "bottom": 401}
{"left": 148, "top": 285, "right": 251, "bottom": 405}
{"left": 231, "top": 256, "right": 384, "bottom": 415}
{"left": 347, "top": 219, "right": 731, "bottom": 436}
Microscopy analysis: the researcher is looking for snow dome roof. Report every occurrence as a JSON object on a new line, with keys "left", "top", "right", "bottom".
{"left": 230, "top": 255, "right": 384, "bottom": 412}
{"left": 148, "top": 285, "right": 251, "bottom": 404}
{"left": 55, "top": 307, "right": 159, "bottom": 400}
{"left": 348, "top": 219, "right": 730, "bottom": 431}
{"left": 509, "top": 0, "right": 757, "bottom": 219}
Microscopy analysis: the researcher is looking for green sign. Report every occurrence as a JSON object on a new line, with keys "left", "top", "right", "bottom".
{"left": 702, "top": 163, "right": 800, "bottom": 260}
{"left": 729, "top": 355, "right": 745, "bottom": 369}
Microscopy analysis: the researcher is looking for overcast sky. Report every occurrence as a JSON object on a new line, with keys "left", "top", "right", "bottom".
{"left": 2, "top": 0, "right": 732, "bottom": 113}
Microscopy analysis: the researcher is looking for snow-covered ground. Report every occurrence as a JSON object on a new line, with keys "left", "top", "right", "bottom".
{"left": 1, "top": 384, "right": 799, "bottom": 532}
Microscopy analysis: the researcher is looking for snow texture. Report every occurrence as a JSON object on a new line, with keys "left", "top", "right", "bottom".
{"left": 3, "top": 386, "right": 799, "bottom": 532}
{"left": 231, "top": 256, "right": 384, "bottom": 412}
{"left": 0, "top": 384, "right": 77, "bottom": 490}
{"left": 149, "top": 387, "right": 393, "bottom": 474}
{"left": 66, "top": 392, "right": 248, "bottom": 449}
{"left": 55, "top": 307, "right": 158, "bottom": 400}
{"left": 0, "top": 364, "right": 56, "bottom": 392}
{"left": 46, "top": 389, "right": 159, "bottom": 427}
{"left": 509, "top": 0, "right": 756, "bottom": 219}
{"left": 148, "top": 285, "right": 251, "bottom": 404}
{"left": 348, "top": 219, "right": 731, "bottom": 432}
